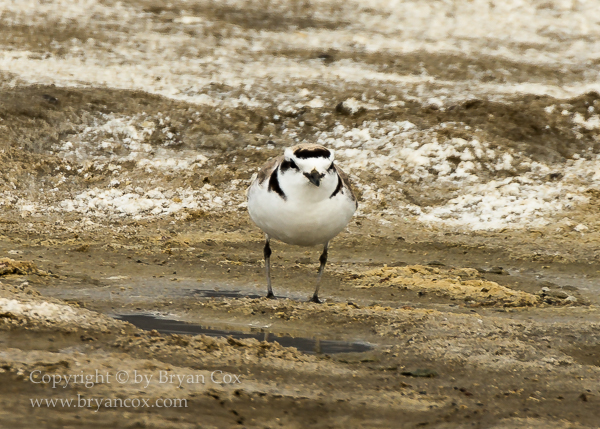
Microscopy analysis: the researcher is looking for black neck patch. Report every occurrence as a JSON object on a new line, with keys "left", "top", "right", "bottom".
{"left": 330, "top": 173, "right": 343, "bottom": 198}
{"left": 294, "top": 147, "right": 331, "bottom": 159}
{"left": 268, "top": 169, "right": 286, "bottom": 200}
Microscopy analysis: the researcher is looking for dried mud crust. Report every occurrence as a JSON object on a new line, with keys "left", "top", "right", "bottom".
{"left": 137, "top": 0, "right": 349, "bottom": 31}
{"left": 348, "top": 265, "right": 541, "bottom": 307}
{"left": 2, "top": 86, "right": 598, "bottom": 163}
{"left": 1, "top": 86, "right": 600, "bottom": 259}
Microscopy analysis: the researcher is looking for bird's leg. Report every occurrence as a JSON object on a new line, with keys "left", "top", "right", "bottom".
{"left": 310, "top": 242, "right": 329, "bottom": 303}
{"left": 264, "top": 236, "right": 275, "bottom": 299}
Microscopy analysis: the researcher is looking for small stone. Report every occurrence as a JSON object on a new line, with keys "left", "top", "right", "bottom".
{"left": 565, "top": 296, "right": 578, "bottom": 304}
{"left": 335, "top": 98, "right": 365, "bottom": 116}
{"left": 488, "top": 266, "right": 507, "bottom": 275}
{"left": 574, "top": 224, "right": 589, "bottom": 232}
{"left": 401, "top": 369, "right": 438, "bottom": 378}
{"left": 549, "top": 290, "right": 569, "bottom": 299}
{"left": 477, "top": 267, "right": 507, "bottom": 275}
{"left": 541, "top": 287, "right": 550, "bottom": 293}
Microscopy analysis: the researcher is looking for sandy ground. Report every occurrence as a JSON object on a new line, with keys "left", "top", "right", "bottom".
{"left": 1, "top": 0, "right": 600, "bottom": 428}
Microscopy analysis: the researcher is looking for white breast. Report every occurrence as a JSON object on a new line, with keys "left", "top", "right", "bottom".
{"left": 247, "top": 169, "right": 356, "bottom": 247}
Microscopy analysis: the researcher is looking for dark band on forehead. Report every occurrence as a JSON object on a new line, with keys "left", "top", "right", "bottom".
{"left": 294, "top": 147, "right": 331, "bottom": 159}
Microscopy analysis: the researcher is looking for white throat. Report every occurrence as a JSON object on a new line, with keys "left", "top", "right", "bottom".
{"left": 278, "top": 167, "right": 338, "bottom": 203}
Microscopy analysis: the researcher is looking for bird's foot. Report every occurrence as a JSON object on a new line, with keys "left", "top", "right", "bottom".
{"left": 266, "top": 291, "right": 276, "bottom": 299}
{"left": 309, "top": 295, "right": 323, "bottom": 304}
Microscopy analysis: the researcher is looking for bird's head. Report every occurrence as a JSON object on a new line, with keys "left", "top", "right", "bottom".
{"left": 281, "top": 144, "right": 335, "bottom": 187}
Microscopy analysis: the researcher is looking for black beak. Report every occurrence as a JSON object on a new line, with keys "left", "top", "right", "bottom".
{"left": 304, "top": 169, "right": 323, "bottom": 187}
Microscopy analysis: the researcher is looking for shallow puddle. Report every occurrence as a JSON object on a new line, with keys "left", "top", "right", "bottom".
{"left": 191, "top": 289, "right": 264, "bottom": 299}
{"left": 115, "top": 314, "right": 373, "bottom": 355}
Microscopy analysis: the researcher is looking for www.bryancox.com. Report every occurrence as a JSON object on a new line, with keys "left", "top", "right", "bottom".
{"left": 31, "top": 396, "right": 188, "bottom": 412}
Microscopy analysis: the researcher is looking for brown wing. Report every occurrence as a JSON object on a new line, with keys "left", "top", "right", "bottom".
{"left": 255, "top": 155, "right": 283, "bottom": 185}
{"left": 334, "top": 164, "right": 357, "bottom": 202}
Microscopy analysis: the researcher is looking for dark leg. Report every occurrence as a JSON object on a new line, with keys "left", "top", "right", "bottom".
{"left": 264, "top": 236, "right": 275, "bottom": 299}
{"left": 310, "top": 242, "right": 329, "bottom": 303}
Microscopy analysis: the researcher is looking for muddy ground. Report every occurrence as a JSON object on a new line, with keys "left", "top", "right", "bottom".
{"left": 2, "top": 1, "right": 600, "bottom": 428}
{"left": 1, "top": 85, "right": 600, "bottom": 428}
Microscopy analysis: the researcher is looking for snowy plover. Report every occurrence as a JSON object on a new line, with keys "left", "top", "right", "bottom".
{"left": 247, "top": 144, "right": 358, "bottom": 303}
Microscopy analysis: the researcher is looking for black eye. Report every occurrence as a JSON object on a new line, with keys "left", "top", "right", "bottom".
{"left": 281, "top": 159, "right": 299, "bottom": 172}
